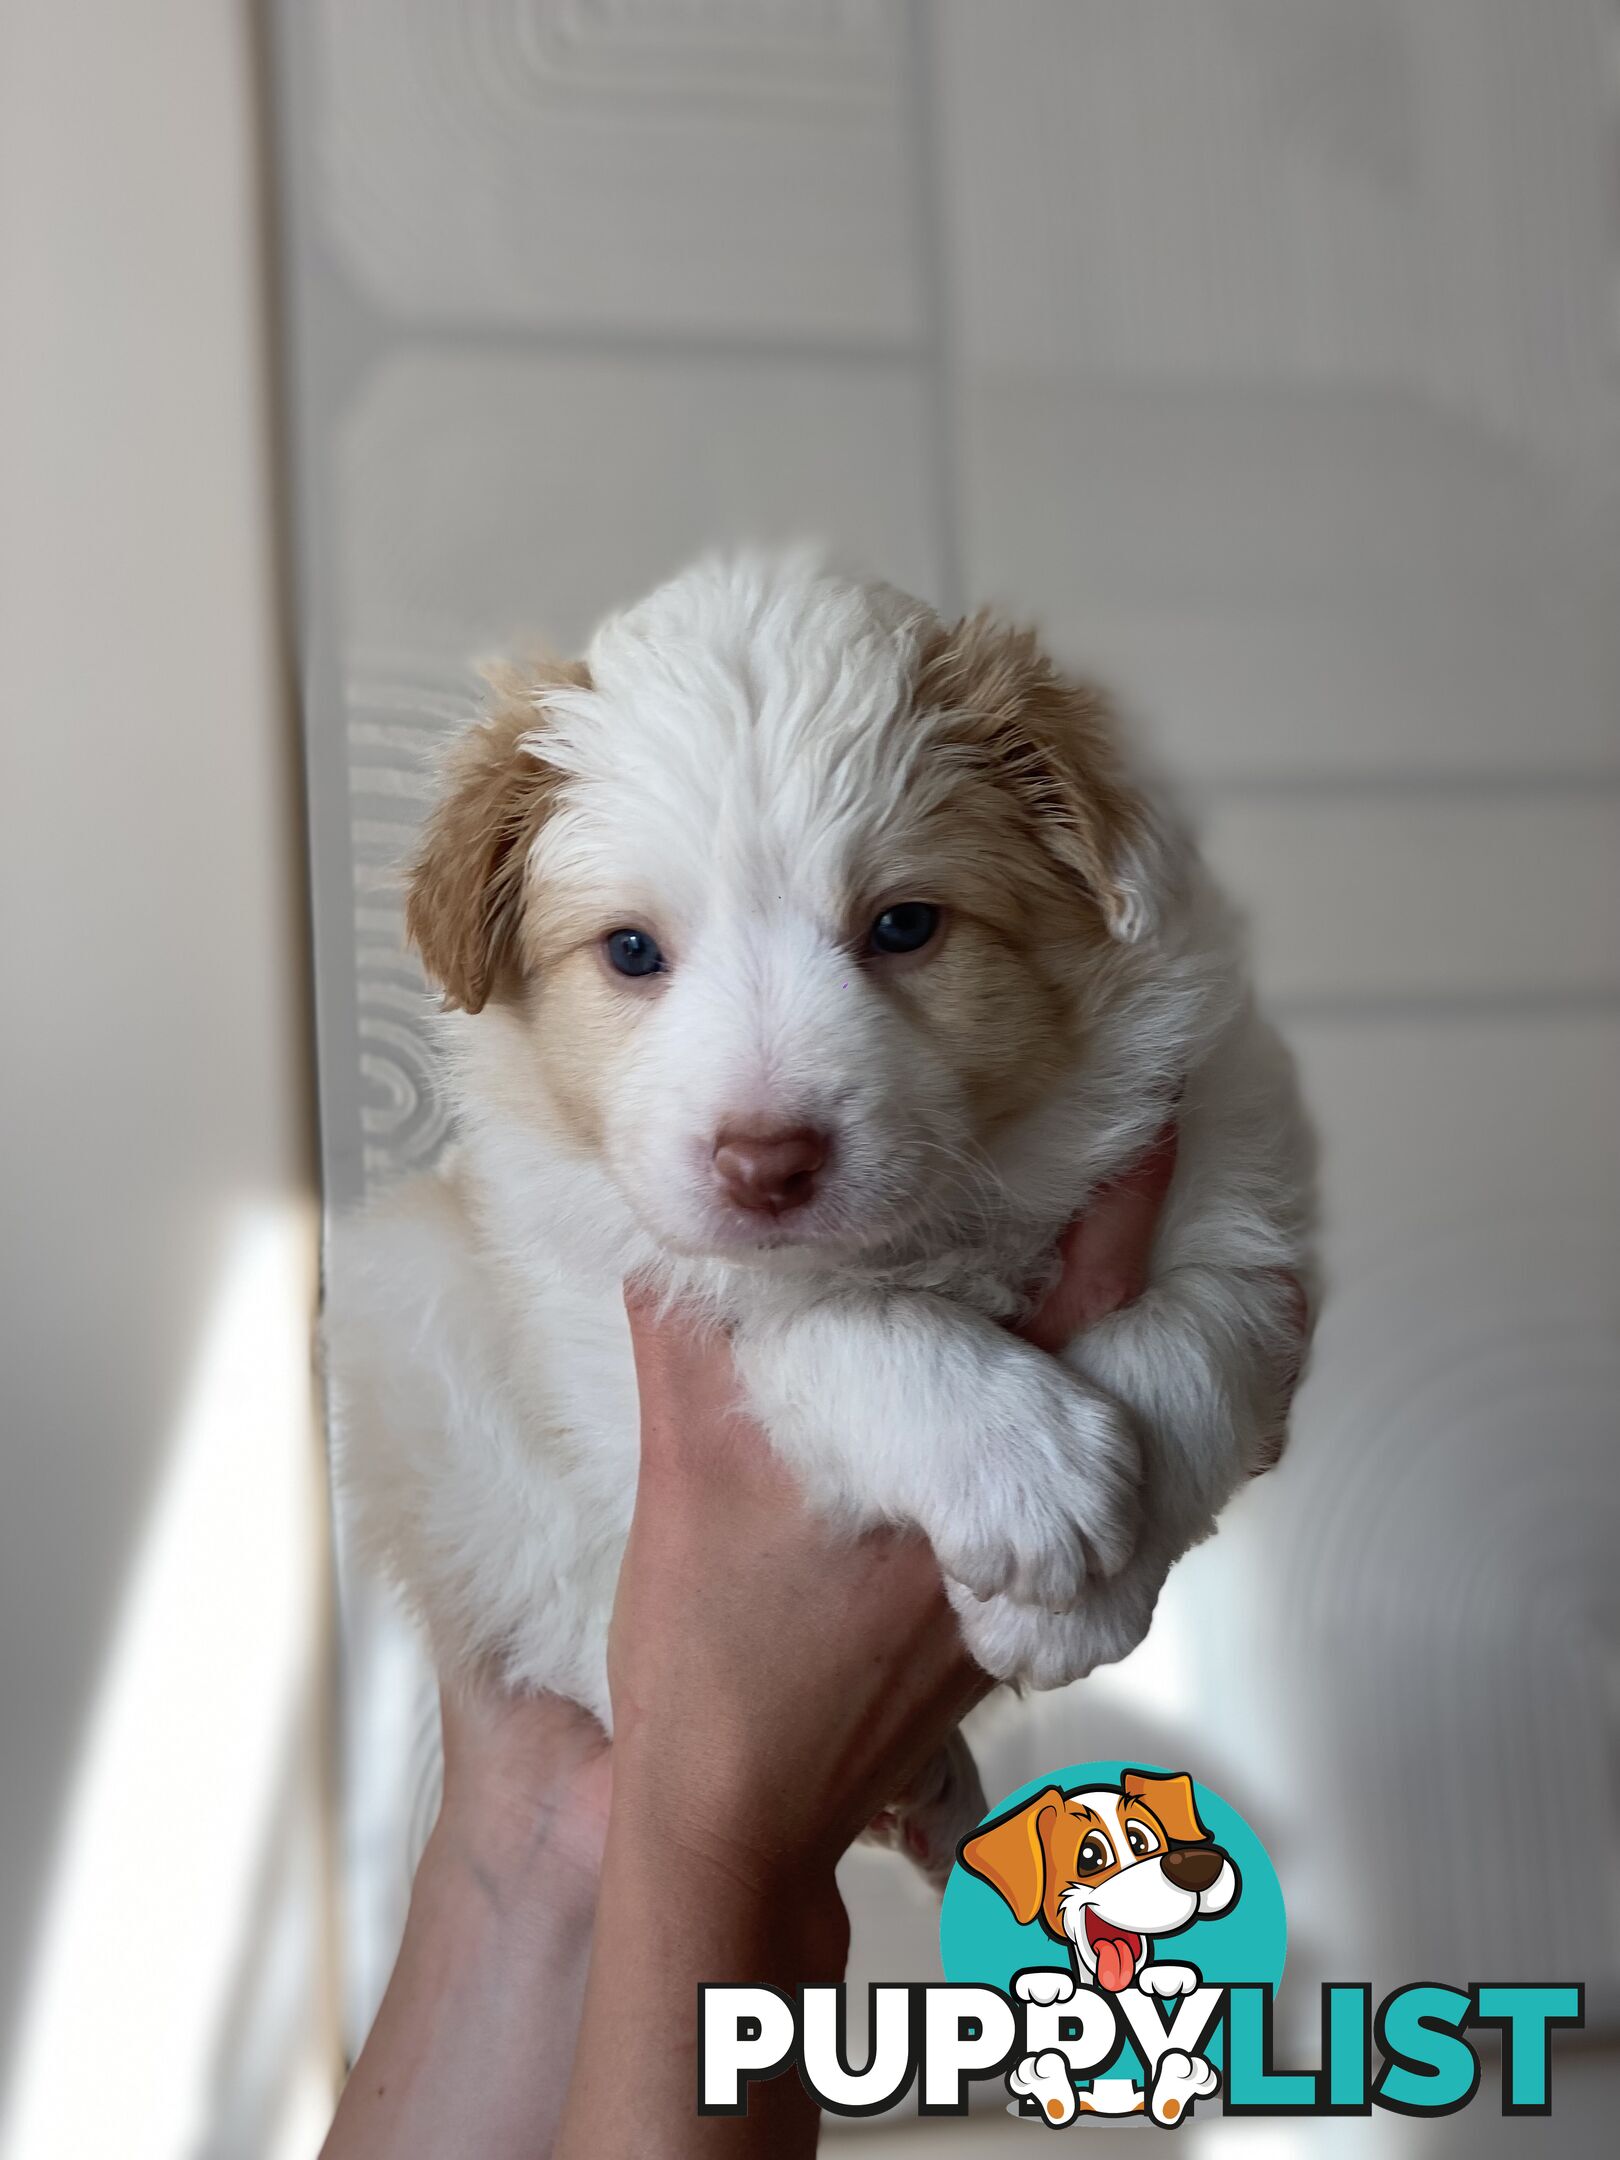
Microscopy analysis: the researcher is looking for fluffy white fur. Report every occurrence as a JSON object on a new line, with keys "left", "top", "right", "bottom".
{"left": 328, "top": 552, "right": 1315, "bottom": 1754}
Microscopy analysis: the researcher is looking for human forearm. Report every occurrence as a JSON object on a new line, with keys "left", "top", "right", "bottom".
{"left": 554, "top": 1752, "right": 849, "bottom": 2159}
{"left": 549, "top": 1301, "right": 985, "bottom": 2156}
{"left": 321, "top": 1769, "right": 600, "bottom": 2160}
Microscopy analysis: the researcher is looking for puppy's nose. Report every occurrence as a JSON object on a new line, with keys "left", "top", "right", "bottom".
{"left": 1161, "top": 1847, "right": 1225, "bottom": 1894}
{"left": 712, "top": 1127, "right": 828, "bottom": 1214}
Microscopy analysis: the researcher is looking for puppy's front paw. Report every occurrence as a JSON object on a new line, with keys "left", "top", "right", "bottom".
{"left": 928, "top": 1368, "right": 1141, "bottom": 1610}
{"left": 949, "top": 1549, "right": 1168, "bottom": 1689}
{"left": 1014, "top": 1968, "right": 1077, "bottom": 2007}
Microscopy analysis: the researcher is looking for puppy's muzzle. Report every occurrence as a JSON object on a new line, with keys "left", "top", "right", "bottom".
{"left": 712, "top": 1126, "right": 829, "bottom": 1214}
{"left": 1161, "top": 1846, "right": 1225, "bottom": 1894}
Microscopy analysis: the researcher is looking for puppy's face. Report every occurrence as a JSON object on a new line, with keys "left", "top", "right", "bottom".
{"left": 960, "top": 1771, "right": 1239, "bottom": 1992}
{"left": 408, "top": 566, "right": 1161, "bottom": 1265}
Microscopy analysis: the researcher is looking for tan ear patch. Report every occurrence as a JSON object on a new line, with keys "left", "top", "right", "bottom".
{"left": 405, "top": 656, "right": 589, "bottom": 1013}
{"left": 913, "top": 612, "right": 1156, "bottom": 941}
{"left": 1121, "top": 1770, "right": 1210, "bottom": 1846}
{"left": 958, "top": 1786, "right": 1064, "bottom": 1926}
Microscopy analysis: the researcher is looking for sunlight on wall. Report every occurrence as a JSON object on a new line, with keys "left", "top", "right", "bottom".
{"left": 0, "top": 1202, "right": 328, "bottom": 2160}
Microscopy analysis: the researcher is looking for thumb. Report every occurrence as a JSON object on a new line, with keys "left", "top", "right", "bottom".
{"left": 621, "top": 1284, "right": 749, "bottom": 1476}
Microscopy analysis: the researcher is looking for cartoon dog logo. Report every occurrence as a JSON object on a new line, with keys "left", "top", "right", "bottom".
{"left": 959, "top": 1770, "right": 1239, "bottom": 2125}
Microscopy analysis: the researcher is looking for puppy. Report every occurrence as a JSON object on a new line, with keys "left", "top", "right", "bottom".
{"left": 327, "top": 551, "right": 1315, "bottom": 1869}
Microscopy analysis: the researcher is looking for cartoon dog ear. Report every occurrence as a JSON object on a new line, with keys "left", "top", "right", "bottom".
{"left": 958, "top": 1787, "right": 1064, "bottom": 1925}
{"left": 914, "top": 612, "right": 1170, "bottom": 944}
{"left": 406, "top": 658, "right": 587, "bottom": 1014}
{"left": 1122, "top": 1770, "right": 1211, "bottom": 1846}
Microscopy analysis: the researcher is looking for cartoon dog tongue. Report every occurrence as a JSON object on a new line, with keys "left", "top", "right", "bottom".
{"left": 1086, "top": 1914, "right": 1143, "bottom": 1992}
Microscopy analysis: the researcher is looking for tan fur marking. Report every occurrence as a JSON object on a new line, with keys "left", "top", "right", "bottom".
{"left": 888, "top": 912, "right": 1077, "bottom": 1129}
{"left": 913, "top": 613, "right": 1151, "bottom": 938}
{"left": 527, "top": 951, "right": 660, "bottom": 1154}
{"left": 405, "top": 656, "right": 589, "bottom": 1013}
{"left": 871, "top": 703, "right": 1105, "bottom": 1129}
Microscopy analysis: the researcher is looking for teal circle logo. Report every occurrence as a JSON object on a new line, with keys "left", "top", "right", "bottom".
{"left": 940, "top": 1760, "right": 1286, "bottom": 2081}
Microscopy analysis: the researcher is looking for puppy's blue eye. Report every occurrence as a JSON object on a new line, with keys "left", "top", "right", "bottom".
{"left": 605, "top": 928, "right": 663, "bottom": 978}
{"left": 869, "top": 902, "right": 939, "bottom": 956}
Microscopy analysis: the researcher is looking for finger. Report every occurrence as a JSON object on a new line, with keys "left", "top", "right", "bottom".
{"left": 622, "top": 1285, "right": 730, "bottom": 1449}
{"left": 1021, "top": 1122, "right": 1179, "bottom": 1352}
{"left": 622, "top": 1281, "right": 712, "bottom": 1385}
{"left": 621, "top": 1285, "right": 799, "bottom": 1508}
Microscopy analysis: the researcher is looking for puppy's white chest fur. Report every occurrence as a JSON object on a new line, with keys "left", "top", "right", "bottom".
{"left": 326, "top": 552, "right": 1315, "bottom": 1717}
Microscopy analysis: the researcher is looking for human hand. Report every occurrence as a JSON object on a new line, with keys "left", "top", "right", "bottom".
{"left": 557, "top": 1299, "right": 1002, "bottom": 2160}
{"left": 608, "top": 1292, "right": 988, "bottom": 1895}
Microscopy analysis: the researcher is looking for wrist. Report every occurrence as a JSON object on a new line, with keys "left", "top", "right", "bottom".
{"left": 428, "top": 1776, "right": 607, "bottom": 1931}
{"left": 435, "top": 1685, "right": 613, "bottom": 1904}
{"left": 606, "top": 1745, "right": 851, "bottom": 1982}
{"left": 609, "top": 1719, "right": 811, "bottom": 1871}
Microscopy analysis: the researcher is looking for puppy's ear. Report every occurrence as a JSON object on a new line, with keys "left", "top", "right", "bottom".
{"left": 1122, "top": 1770, "right": 1210, "bottom": 1846}
{"left": 406, "top": 659, "right": 588, "bottom": 1013}
{"left": 916, "top": 613, "right": 1164, "bottom": 942}
{"left": 958, "top": 1786, "right": 1064, "bottom": 1925}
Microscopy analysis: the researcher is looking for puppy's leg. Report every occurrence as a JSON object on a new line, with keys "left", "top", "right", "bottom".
{"left": 863, "top": 1727, "right": 986, "bottom": 1892}
{"left": 1071, "top": 1262, "right": 1308, "bottom": 1516}
{"left": 733, "top": 1293, "right": 1142, "bottom": 1612}
{"left": 953, "top": 1542, "right": 1171, "bottom": 1688}
{"left": 957, "top": 1262, "right": 1305, "bottom": 1687}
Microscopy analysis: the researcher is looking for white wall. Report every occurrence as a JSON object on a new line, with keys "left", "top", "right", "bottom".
{"left": 0, "top": 4, "right": 328, "bottom": 2153}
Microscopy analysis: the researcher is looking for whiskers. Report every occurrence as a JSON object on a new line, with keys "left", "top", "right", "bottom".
{"left": 903, "top": 1131, "right": 1008, "bottom": 1246}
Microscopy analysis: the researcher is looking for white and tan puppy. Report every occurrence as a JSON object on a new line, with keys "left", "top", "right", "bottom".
{"left": 328, "top": 552, "right": 1315, "bottom": 1844}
